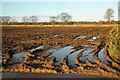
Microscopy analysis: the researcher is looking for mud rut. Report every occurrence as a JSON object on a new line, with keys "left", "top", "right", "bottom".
{"left": 2, "top": 35, "right": 120, "bottom": 79}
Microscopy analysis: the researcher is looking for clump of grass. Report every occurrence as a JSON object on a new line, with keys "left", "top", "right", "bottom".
{"left": 108, "top": 42, "right": 120, "bottom": 58}
{"left": 108, "top": 26, "right": 120, "bottom": 59}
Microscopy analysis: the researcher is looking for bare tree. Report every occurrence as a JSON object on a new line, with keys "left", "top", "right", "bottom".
{"left": 10, "top": 18, "right": 17, "bottom": 25}
{"left": 22, "top": 16, "right": 28, "bottom": 25}
{"left": 50, "top": 16, "right": 57, "bottom": 22}
{"left": 57, "top": 13, "right": 72, "bottom": 25}
{"left": 50, "top": 16, "right": 57, "bottom": 25}
{"left": 2, "top": 16, "right": 11, "bottom": 25}
{"left": 29, "top": 16, "right": 39, "bottom": 25}
{"left": 11, "top": 18, "right": 16, "bottom": 22}
{"left": 104, "top": 9, "right": 114, "bottom": 23}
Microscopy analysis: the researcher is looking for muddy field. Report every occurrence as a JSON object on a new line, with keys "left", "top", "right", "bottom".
{"left": 1, "top": 26, "right": 120, "bottom": 79}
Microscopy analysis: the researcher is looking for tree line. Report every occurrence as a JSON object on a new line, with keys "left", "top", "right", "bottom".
{"left": 1, "top": 20, "right": 119, "bottom": 25}
{"left": 1, "top": 9, "right": 119, "bottom": 25}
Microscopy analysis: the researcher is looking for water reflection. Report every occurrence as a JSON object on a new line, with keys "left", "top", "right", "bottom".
{"left": 88, "top": 36, "right": 100, "bottom": 41}
{"left": 49, "top": 46, "right": 74, "bottom": 65}
{"left": 79, "top": 49, "right": 94, "bottom": 62}
{"left": 11, "top": 52, "right": 27, "bottom": 61}
{"left": 12, "top": 46, "right": 44, "bottom": 62}
{"left": 68, "top": 49, "right": 84, "bottom": 67}
{"left": 81, "top": 45, "right": 95, "bottom": 47}
{"left": 52, "top": 35, "right": 59, "bottom": 37}
{"left": 98, "top": 48, "right": 109, "bottom": 65}
{"left": 28, "top": 46, "right": 44, "bottom": 52}
{"left": 75, "top": 36, "right": 86, "bottom": 40}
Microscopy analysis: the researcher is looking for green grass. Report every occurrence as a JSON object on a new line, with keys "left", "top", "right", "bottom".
{"left": 108, "top": 26, "right": 120, "bottom": 59}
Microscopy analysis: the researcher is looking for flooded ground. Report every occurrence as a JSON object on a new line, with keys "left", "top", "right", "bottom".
{"left": 88, "top": 36, "right": 100, "bottom": 41}
{"left": 81, "top": 45, "right": 95, "bottom": 48}
{"left": 79, "top": 48, "right": 94, "bottom": 63}
{"left": 10, "top": 45, "right": 106, "bottom": 67}
{"left": 75, "top": 36, "right": 86, "bottom": 40}
{"left": 11, "top": 52, "right": 27, "bottom": 61}
{"left": 11, "top": 46, "right": 44, "bottom": 62}
{"left": 68, "top": 49, "right": 84, "bottom": 67}
{"left": 2, "top": 26, "right": 120, "bottom": 78}
{"left": 98, "top": 48, "right": 109, "bottom": 65}
{"left": 52, "top": 35, "right": 59, "bottom": 37}
{"left": 28, "top": 46, "right": 44, "bottom": 52}
{"left": 49, "top": 46, "right": 74, "bottom": 65}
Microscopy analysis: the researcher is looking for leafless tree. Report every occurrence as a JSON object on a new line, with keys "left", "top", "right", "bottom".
{"left": 104, "top": 9, "right": 114, "bottom": 23}
{"left": 29, "top": 16, "right": 39, "bottom": 25}
{"left": 50, "top": 16, "right": 57, "bottom": 22}
{"left": 10, "top": 18, "right": 17, "bottom": 25}
{"left": 57, "top": 13, "right": 72, "bottom": 25}
{"left": 50, "top": 16, "right": 57, "bottom": 25}
{"left": 2, "top": 16, "right": 11, "bottom": 24}
{"left": 22, "top": 16, "right": 28, "bottom": 25}
{"left": 11, "top": 18, "right": 16, "bottom": 22}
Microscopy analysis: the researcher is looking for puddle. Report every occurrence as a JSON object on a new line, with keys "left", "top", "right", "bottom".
{"left": 52, "top": 35, "right": 59, "bottom": 37}
{"left": 9, "top": 45, "right": 109, "bottom": 67}
{"left": 12, "top": 48, "right": 16, "bottom": 50}
{"left": 47, "top": 49, "right": 57, "bottom": 53}
{"left": 0, "top": 56, "right": 7, "bottom": 59}
{"left": 28, "top": 46, "right": 44, "bottom": 52}
{"left": 11, "top": 46, "right": 59, "bottom": 62}
{"left": 98, "top": 48, "right": 109, "bottom": 65}
{"left": 11, "top": 52, "right": 27, "bottom": 62}
{"left": 47, "top": 46, "right": 60, "bottom": 53}
{"left": 48, "top": 46, "right": 95, "bottom": 66}
{"left": 11, "top": 46, "right": 44, "bottom": 61}
{"left": 79, "top": 48, "right": 95, "bottom": 63}
{"left": 49, "top": 46, "right": 74, "bottom": 66}
{"left": 75, "top": 36, "right": 86, "bottom": 40}
{"left": 81, "top": 45, "right": 95, "bottom": 47}
{"left": 88, "top": 36, "right": 100, "bottom": 41}
{"left": 68, "top": 49, "right": 84, "bottom": 67}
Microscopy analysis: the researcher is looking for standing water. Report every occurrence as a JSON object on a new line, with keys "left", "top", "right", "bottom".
{"left": 88, "top": 36, "right": 100, "bottom": 41}
{"left": 98, "top": 48, "right": 109, "bottom": 65}
{"left": 75, "top": 36, "right": 86, "bottom": 40}
{"left": 11, "top": 52, "right": 27, "bottom": 61}
{"left": 68, "top": 49, "right": 84, "bottom": 67}
{"left": 47, "top": 46, "right": 60, "bottom": 53}
{"left": 11, "top": 46, "right": 44, "bottom": 62}
{"left": 28, "top": 46, "right": 44, "bottom": 52}
{"left": 49, "top": 46, "right": 74, "bottom": 66}
{"left": 79, "top": 48, "right": 95, "bottom": 63}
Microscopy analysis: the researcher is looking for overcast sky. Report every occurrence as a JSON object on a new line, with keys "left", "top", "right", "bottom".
{"left": 1, "top": 1, "right": 119, "bottom": 21}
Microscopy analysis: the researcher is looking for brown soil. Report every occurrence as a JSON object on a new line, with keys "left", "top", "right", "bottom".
{"left": 1, "top": 26, "right": 120, "bottom": 79}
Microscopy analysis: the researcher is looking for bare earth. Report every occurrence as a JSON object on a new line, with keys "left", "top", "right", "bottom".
{"left": 1, "top": 26, "right": 120, "bottom": 79}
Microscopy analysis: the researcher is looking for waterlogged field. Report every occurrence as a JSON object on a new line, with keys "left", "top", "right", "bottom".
{"left": 1, "top": 26, "right": 120, "bottom": 78}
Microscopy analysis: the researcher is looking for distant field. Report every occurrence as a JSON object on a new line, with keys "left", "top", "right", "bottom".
{"left": 2, "top": 26, "right": 112, "bottom": 53}
{"left": 2, "top": 24, "right": 118, "bottom": 27}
